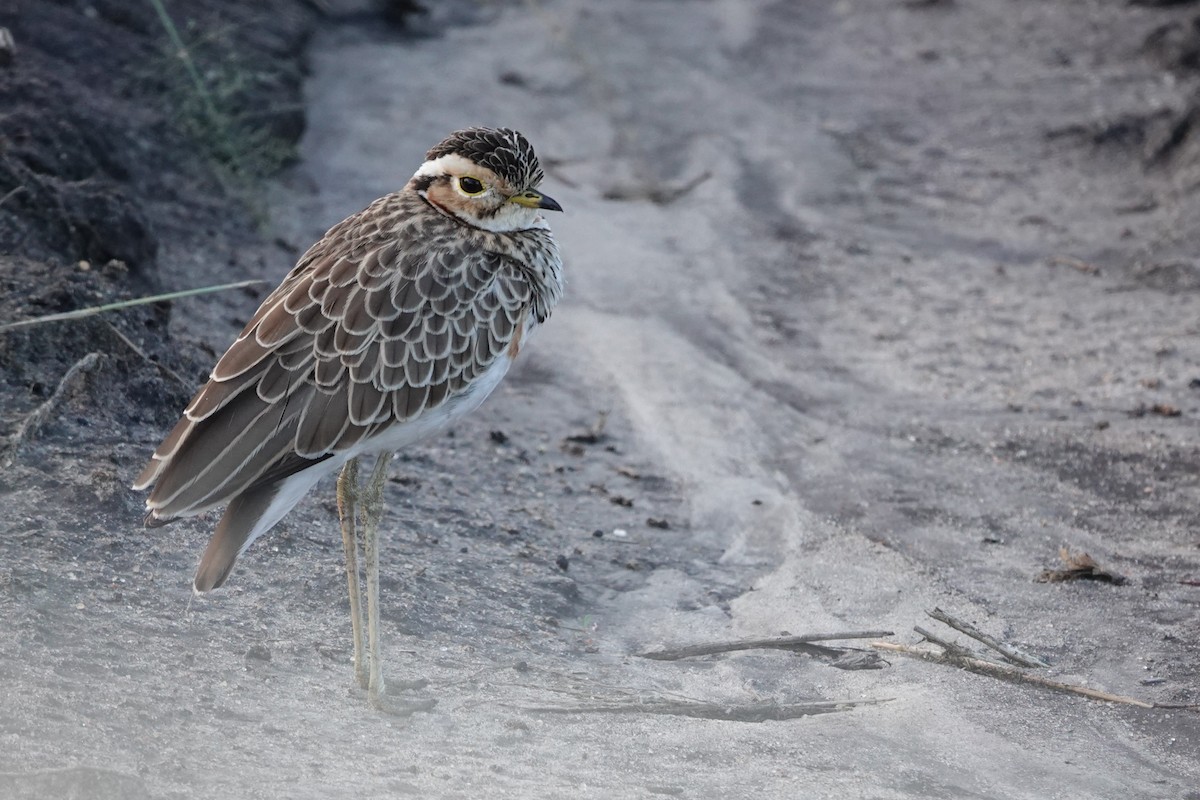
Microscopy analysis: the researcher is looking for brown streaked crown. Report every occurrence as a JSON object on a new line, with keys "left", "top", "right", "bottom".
{"left": 425, "top": 128, "right": 545, "bottom": 191}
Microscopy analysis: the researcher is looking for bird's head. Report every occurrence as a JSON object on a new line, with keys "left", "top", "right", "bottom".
{"left": 410, "top": 127, "right": 562, "bottom": 232}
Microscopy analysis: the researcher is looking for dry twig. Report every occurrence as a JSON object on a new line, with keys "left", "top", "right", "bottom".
{"left": 0, "top": 279, "right": 264, "bottom": 333}
{"left": 2, "top": 353, "right": 103, "bottom": 467}
{"left": 872, "top": 641, "right": 1198, "bottom": 711}
{"left": 103, "top": 321, "right": 189, "bottom": 389}
{"left": 913, "top": 625, "right": 979, "bottom": 661}
{"left": 640, "top": 631, "right": 893, "bottom": 661}
{"left": 927, "top": 607, "right": 1049, "bottom": 668}
{"left": 521, "top": 697, "right": 891, "bottom": 721}
{"left": 0, "top": 184, "right": 25, "bottom": 209}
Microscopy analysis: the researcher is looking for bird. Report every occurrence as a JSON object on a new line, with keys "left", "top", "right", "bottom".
{"left": 132, "top": 127, "right": 564, "bottom": 708}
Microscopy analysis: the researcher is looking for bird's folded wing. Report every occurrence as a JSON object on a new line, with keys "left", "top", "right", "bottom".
{"left": 137, "top": 204, "right": 531, "bottom": 521}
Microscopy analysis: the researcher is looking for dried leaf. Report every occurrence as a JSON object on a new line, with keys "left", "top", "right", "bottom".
{"left": 1038, "top": 547, "right": 1127, "bottom": 585}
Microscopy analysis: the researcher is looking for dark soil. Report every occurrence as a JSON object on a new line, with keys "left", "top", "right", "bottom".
{"left": 0, "top": 0, "right": 319, "bottom": 444}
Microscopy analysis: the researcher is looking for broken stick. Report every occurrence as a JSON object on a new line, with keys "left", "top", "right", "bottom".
{"left": 913, "top": 625, "right": 981, "bottom": 661}
{"left": 522, "top": 697, "right": 891, "bottom": 721}
{"left": 640, "top": 630, "right": 893, "bottom": 661}
{"left": 927, "top": 607, "right": 1049, "bottom": 668}
{"left": 872, "top": 641, "right": 1200, "bottom": 711}
{"left": 2, "top": 352, "right": 103, "bottom": 468}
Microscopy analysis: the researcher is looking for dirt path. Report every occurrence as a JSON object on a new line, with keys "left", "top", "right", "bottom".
{"left": 3, "top": 1, "right": 1199, "bottom": 798}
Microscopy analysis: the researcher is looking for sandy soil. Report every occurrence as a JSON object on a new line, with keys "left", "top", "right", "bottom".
{"left": 3, "top": 1, "right": 1200, "bottom": 798}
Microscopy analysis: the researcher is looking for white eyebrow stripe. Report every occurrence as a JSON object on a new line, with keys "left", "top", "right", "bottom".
{"left": 412, "top": 153, "right": 482, "bottom": 179}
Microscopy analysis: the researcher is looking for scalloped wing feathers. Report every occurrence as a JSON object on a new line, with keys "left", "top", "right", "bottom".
{"left": 136, "top": 189, "right": 561, "bottom": 521}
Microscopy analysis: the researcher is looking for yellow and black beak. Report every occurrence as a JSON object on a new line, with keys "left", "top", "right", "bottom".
{"left": 510, "top": 190, "right": 563, "bottom": 212}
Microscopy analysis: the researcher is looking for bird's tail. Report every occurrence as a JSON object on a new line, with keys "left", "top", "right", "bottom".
{"left": 193, "top": 465, "right": 328, "bottom": 592}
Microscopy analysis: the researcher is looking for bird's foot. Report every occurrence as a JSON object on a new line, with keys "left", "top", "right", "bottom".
{"left": 367, "top": 679, "right": 437, "bottom": 716}
{"left": 363, "top": 675, "right": 434, "bottom": 714}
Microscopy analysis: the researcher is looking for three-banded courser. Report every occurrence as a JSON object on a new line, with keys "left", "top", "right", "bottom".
{"left": 135, "top": 128, "right": 564, "bottom": 709}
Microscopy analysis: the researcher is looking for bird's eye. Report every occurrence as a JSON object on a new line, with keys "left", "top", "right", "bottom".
{"left": 458, "top": 177, "right": 485, "bottom": 195}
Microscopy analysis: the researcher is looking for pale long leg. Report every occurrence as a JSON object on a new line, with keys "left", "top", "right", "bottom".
{"left": 360, "top": 451, "right": 393, "bottom": 708}
{"left": 336, "top": 458, "right": 368, "bottom": 689}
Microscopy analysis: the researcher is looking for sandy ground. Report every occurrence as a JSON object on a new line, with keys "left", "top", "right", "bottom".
{"left": 3, "top": 0, "right": 1200, "bottom": 797}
